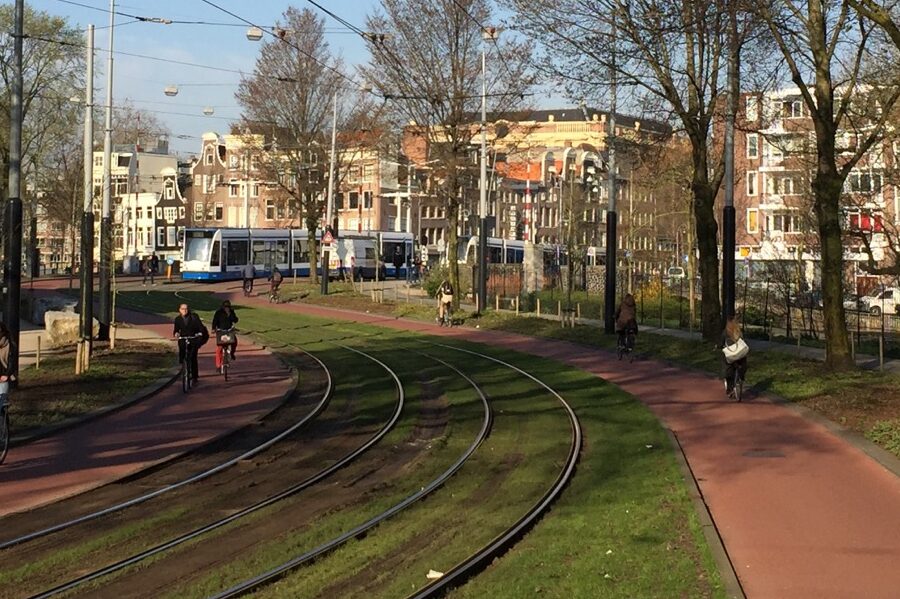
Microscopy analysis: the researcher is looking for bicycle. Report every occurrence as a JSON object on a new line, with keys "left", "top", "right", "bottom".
{"left": 616, "top": 329, "right": 636, "bottom": 362}
{"left": 242, "top": 279, "right": 253, "bottom": 297}
{"left": 437, "top": 302, "right": 453, "bottom": 327}
{"left": 216, "top": 328, "right": 237, "bottom": 382}
{"left": 176, "top": 333, "right": 203, "bottom": 393}
{"left": 727, "top": 369, "right": 745, "bottom": 402}
{"left": 268, "top": 286, "right": 281, "bottom": 304}
{"left": 0, "top": 395, "right": 9, "bottom": 465}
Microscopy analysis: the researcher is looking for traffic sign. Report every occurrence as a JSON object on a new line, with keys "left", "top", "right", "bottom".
{"left": 322, "top": 230, "right": 334, "bottom": 244}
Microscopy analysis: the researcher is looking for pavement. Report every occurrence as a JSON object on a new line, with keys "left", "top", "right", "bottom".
{"left": 0, "top": 284, "right": 294, "bottom": 517}
{"left": 225, "top": 290, "right": 900, "bottom": 599}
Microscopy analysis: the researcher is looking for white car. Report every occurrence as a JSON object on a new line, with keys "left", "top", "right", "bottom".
{"left": 859, "top": 287, "right": 899, "bottom": 316}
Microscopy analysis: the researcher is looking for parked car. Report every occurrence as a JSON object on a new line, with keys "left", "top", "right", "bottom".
{"left": 843, "top": 293, "right": 865, "bottom": 312}
{"left": 859, "top": 287, "right": 900, "bottom": 316}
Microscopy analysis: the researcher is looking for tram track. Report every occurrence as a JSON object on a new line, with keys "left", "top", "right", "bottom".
{"left": 21, "top": 340, "right": 406, "bottom": 599}
{"left": 202, "top": 342, "right": 581, "bottom": 599}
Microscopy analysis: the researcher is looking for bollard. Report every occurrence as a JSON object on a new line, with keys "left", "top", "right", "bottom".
{"left": 75, "top": 340, "right": 81, "bottom": 375}
{"left": 515, "top": 296, "right": 519, "bottom": 316}
{"left": 558, "top": 300, "right": 562, "bottom": 319}
{"left": 536, "top": 297, "right": 541, "bottom": 315}
{"left": 576, "top": 303, "right": 581, "bottom": 319}
{"left": 110, "top": 323, "right": 117, "bottom": 351}
{"left": 850, "top": 332, "right": 856, "bottom": 360}
{"left": 36, "top": 335, "right": 41, "bottom": 370}
{"left": 879, "top": 335, "right": 884, "bottom": 371}
{"left": 166, "top": 264, "right": 172, "bottom": 281}
{"left": 83, "top": 340, "right": 91, "bottom": 372}
{"left": 496, "top": 295, "right": 500, "bottom": 311}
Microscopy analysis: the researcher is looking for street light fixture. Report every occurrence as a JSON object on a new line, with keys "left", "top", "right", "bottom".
{"left": 246, "top": 26, "right": 264, "bottom": 42}
{"left": 202, "top": 106, "right": 214, "bottom": 116}
{"left": 164, "top": 85, "right": 179, "bottom": 97}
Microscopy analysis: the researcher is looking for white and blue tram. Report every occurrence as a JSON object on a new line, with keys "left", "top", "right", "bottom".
{"left": 456, "top": 236, "right": 605, "bottom": 267}
{"left": 182, "top": 228, "right": 416, "bottom": 281}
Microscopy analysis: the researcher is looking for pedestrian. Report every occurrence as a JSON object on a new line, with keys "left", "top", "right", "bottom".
{"left": 173, "top": 303, "right": 207, "bottom": 385}
{"left": 150, "top": 252, "right": 160, "bottom": 285}
{"left": 392, "top": 246, "right": 404, "bottom": 279}
{"left": 141, "top": 256, "right": 155, "bottom": 286}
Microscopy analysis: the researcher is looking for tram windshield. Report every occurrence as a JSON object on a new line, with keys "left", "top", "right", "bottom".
{"left": 184, "top": 231, "right": 214, "bottom": 262}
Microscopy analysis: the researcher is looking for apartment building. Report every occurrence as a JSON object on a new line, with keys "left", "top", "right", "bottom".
{"left": 733, "top": 87, "right": 899, "bottom": 292}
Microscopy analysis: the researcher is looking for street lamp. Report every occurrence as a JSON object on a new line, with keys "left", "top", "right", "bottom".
{"left": 164, "top": 85, "right": 179, "bottom": 97}
{"left": 477, "top": 26, "right": 499, "bottom": 314}
{"left": 246, "top": 26, "right": 264, "bottom": 42}
{"left": 202, "top": 106, "right": 214, "bottom": 116}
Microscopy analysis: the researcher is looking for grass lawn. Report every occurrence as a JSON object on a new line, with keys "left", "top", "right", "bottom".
{"left": 9, "top": 340, "right": 174, "bottom": 437}
{"left": 102, "top": 289, "right": 724, "bottom": 598}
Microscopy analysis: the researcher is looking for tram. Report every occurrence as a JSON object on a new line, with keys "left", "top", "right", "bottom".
{"left": 182, "top": 228, "right": 415, "bottom": 281}
{"left": 456, "top": 236, "right": 605, "bottom": 267}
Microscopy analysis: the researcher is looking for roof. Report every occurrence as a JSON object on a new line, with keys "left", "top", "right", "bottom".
{"left": 479, "top": 107, "right": 672, "bottom": 136}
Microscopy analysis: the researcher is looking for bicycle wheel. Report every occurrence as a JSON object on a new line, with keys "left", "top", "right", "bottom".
{"left": 222, "top": 352, "right": 229, "bottom": 382}
{"left": 0, "top": 407, "right": 9, "bottom": 465}
{"left": 182, "top": 364, "right": 190, "bottom": 393}
{"left": 735, "top": 377, "right": 743, "bottom": 402}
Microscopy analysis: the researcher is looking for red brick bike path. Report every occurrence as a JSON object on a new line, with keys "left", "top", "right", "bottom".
{"left": 0, "top": 308, "right": 292, "bottom": 517}
{"left": 243, "top": 296, "right": 900, "bottom": 599}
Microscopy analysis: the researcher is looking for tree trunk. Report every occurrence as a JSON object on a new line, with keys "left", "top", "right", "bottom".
{"left": 690, "top": 143, "right": 723, "bottom": 341}
{"left": 813, "top": 169, "right": 854, "bottom": 370}
{"left": 306, "top": 215, "right": 319, "bottom": 284}
{"left": 447, "top": 198, "right": 461, "bottom": 310}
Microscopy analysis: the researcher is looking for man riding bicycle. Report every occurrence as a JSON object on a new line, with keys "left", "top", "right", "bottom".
{"left": 242, "top": 263, "right": 256, "bottom": 295}
{"left": 211, "top": 300, "right": 239, "bottom": 373}
{"left": 436, "top": 279, "right": 454, "bottom": 324}
{"left": 614, "top": 293, "right": 638, "bottom": 351}
{"left": 173, "top": 303, "right": 207, "bottom": 385}
{"left": 268, "top": 266, "right": 284, "bottom": 299}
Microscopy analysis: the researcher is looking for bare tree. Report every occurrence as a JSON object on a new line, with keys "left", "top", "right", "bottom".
{"left": 361, "top": 0, "right": 533, "bottom": 307}
{"left": 111, "top": 100, "right": 170, "bottom": 148}
{"left": 506, "top": 0, "right": 763, "bottom": 341}
{"left": 848, "top": 0, "right": 900, "bottom": 48}
{"left": 236, "top": 7, "right": 368, "bottom": 284}
{"left": 754, "top": 0, "right": 900, "bottom": 369}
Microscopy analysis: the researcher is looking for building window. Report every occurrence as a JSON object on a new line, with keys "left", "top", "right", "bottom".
{"left": 167, "top": 226, "right": 177, "bottom": 247}
{"left": 205, "top": 152, "right": 213, "bottom": 165}
{"left": 179, "top": 206, "right": 185, "bottom": 219}
{"left": 164, "top": 207, "right": 177, "bottom": 222}
{"left": 768, "top": 212, "right": 801, "bottom": 233}
{"left": 782, "top": 177, "right": 797, "bottom": 195}
{"left": 783, "top": 100, "right": 803, "bottom": 119}
{"left": 363, "top": 164, "right": 375, "bottom": 181}
{"left": 251, "top": 183, "right": 259, "bottom": 198}
{"left": 745, "top": 96, "right": 758, "bottom": 121}
{"left": 335, "top": 192, "right": 344, "bottom": 210}
{"left": 747, "top": 209, "right": 759, "bottom": 233}
{"left": 768, "top": 141, "right": 783, "bottom": 160}
{"left": 229, "top": 182, "right": 239, "bottom": 197}
{"left": 193, "top": 203, "right": 204, "bottom": 221}
{"left": 94, "top": 156, "right": 103, "bottom": 167}
{"left": 266, "top": 199, "right": 276, "bottom": 220}
{"left": 849, "top": 212, "right": 885, "bottom": 232}
{"left": 349, "top": 191, "right": 359, "bottom": 209}
{"left": 747, "top": 134, "right": 759, "bottom": 159}
{"left": 156, "top": 208, "right": 163, "bottom": 219}
{"left": 363, "top": 191, "right": 373, "bottom": 208}
{"left": 157, "top": 226, "right": 166, "bottom": 247}
{"left": 215, "top": 203, "right": 224, "bottom": 220}
{"left": 165, "top": 184, "right": 175, "bottom": 200}
{"left": 136, "top": 207, "right": 143, "bottom": 219}
{"left": 847, "top": 171, "right": 883, "bottom": 193}
{"left": 746, "top": 171, "right": 757, "bottom": 196}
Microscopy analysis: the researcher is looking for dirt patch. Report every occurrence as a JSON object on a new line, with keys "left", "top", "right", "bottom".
{"left": 797, "top": 381, "right": 900, "bottom": 444}
{"left": 76, "top": 373, "right": 452, "bottom": 598}
{"left": 10, "top": 341, "right": 173, "bottom": 436}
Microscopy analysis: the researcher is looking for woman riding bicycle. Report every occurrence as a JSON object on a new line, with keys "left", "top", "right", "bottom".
{"left": 614, "top": 294, "right": 638, "bottom": 351}
{"left": 211, "top": 300, "right": 239, "bottom": 373}
{"left": 720, "top": 317, "right": 749, "bottom": 399}
{"left": 436, "top": 279, "right": 454, "bottom": 324}
{"left": 268, "top": 266, "right": 284, "bottom": 300}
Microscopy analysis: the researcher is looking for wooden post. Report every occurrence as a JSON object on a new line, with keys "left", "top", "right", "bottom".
{"left": 75, "top": 340, "right": 82, "bottom": 375}
{"left": 879, "top": 334, "right": 884, "bottom": 371}
{"left": 558, "top": 300, "right": 561, "bottom": 318}
{"left": 83, "top": 340, "right": 90, "bottom": 372}
{"left": 536, "top": 297, "right": 541, "bottom": 315}
{"left": 110, "top": 323, "right": 117, "bottom": 351}
{"left": 850, "top": 332, "right": 856, "bottom": 360}
{"left": 576, "top": 303, "right": 581, "bottom": 319}
{"left": 515, "top": 296, "right": 519, "bottom": 316}
{"left": 495, "top": 295, "right": 500, "bottom": 311}
{"left": 36, "top": 335, "right": 41, "bottom": 369}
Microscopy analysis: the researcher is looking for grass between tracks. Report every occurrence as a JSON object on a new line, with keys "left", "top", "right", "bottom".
{"left": 8, "top": 340, "right": 173, "bottom": 437}
{"left": 100, "top": 290, "right": 723, "bottom": 598}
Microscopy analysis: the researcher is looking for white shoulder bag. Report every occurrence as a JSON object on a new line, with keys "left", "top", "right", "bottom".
{"left": 722, "top": 337, "right": 749, "bottom": 363}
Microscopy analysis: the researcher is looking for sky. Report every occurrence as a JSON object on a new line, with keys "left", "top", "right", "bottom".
{"left": 27, "top": 0, "right": 384, "bottom": 156}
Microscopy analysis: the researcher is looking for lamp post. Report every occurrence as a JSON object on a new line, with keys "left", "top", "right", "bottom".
{"left": 477, "top": 26, "right": 499, "bottom": 314}
{"left": 321, "top": 92, "right": 337, "bottom": 295}
{"left": 603, "top": 20, "right": 618, "bottom": 334}
{"left": 721, "top": 3, "right": 738, "bottom": 324}
{"left": 3, "top": 0, "right": 24, "bottom": 382}
{"left": 97, "top": 0, "right": 117, "bottom": 341}
{"left": 80, "top": 25, "right": 95, "bottom": 349}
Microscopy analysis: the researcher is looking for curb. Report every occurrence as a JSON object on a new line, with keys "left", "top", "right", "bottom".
{"left": 10, "top": 363, "right": 182, "bottom": 447}
{"left": 666, "top": 428, "right": 746, "bottom": 599}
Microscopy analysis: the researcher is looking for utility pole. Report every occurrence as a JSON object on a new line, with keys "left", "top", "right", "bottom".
{"left": 97, "top": 0, "right": 115, "bottom": 341}
{"left": 477, "top": 27, "right": 498, "bottom": 314}
{"left": 3, "top": 0, "right": 25, "bottom": 383}
{"left": 243, "top": 149, "right": 251, "bottom": 228}
{"left": 321, "top": 92, "right": 337, "bottom": 295}
{"left": 80, "top": 25, "right": 95, "bottom": 348}
{"left": 603, "top": 20, "right": 618, "bottom": 334}
{"left": 722, "top": 1, "right": 737, "bottom": 323}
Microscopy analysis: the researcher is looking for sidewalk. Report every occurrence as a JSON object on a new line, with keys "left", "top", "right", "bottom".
{"left": 258, "top": 298, "right": 900, "bottom": 599}
{"left": 0, "top": 305, "right": 294, "bottom": 517}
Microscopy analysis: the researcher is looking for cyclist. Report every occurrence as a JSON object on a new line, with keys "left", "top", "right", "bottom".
{"left": 242, "top": 263, "right": 257, "bottom": 295}
{"left": 436, "top": 279, "right": 454, "bottom": 324}
{"left": 614, "top": 293, "right": 638, "bottom": 352}
{"left": 0, "top": 321, "right": 14, "bottom": 401}
{"left": 173, "top": 303, "right": 207, "bottom": 385}
{"left": 268, "top": 266, "right": 284, "bottom": 300}
{"left": 211, "top": 300, "right": 239, "bottom": 373}
{"left": 720, "top": 317, "right": 749, "bottom": 398}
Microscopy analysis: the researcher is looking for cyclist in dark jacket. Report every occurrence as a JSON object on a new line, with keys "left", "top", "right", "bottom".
{"left": 211, "top": 300, "right": 239, "bottom": 371}
{"left": 173, "top": 303, "right": 206, "bottom": 383}
{"left": 614, "top": 293, "right": 638, "bottom": 347}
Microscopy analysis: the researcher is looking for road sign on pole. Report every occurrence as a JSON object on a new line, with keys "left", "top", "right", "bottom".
{"left": 322, "top": 230, "right": 334, "bottom": 245}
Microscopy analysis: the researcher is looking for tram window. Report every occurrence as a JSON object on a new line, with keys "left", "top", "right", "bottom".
{"left": 489, "top": 247, "right": 502, "bottom": 263}
{"left": 210, "top": 241, "right": 221, "bottom": 267}
{"left": 184, "top": 235, "right": 212, "bottom": 262}
{"left": 226, "top": 240, "right": 248, "bottom": 266}
{"left": 293, "top": 239, "right": 310, "bottom": 263}
{"left": 275, "top": 240, "right": 289, "bottom": 264}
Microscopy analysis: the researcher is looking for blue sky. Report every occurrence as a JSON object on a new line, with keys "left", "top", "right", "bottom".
{"left": 28, "top": 1, "right": 383, "bottom": 155}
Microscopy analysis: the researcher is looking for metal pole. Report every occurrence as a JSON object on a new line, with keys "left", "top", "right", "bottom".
{"left": 477, "top": 41, "right": 489, "bottom": 314}
{"left": 80, "top": 26, "right": 95, "bottom": 348}
{"left": 321, "top": 92, "right": 337, "bottom": 295}
{"left": 603, "top": 19, "right": 618, "bottom": 334}
{"left": 721, "top": 0, "right": 737, "bottom": 323}
{"left": 244, "top": 149, "right": 250, "bottom": 228}
{"left": 3, "top": 0, "right": 25, "bottom": 383}
{"left": 97, "top": 0, "right": 115, "bottom": 341}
